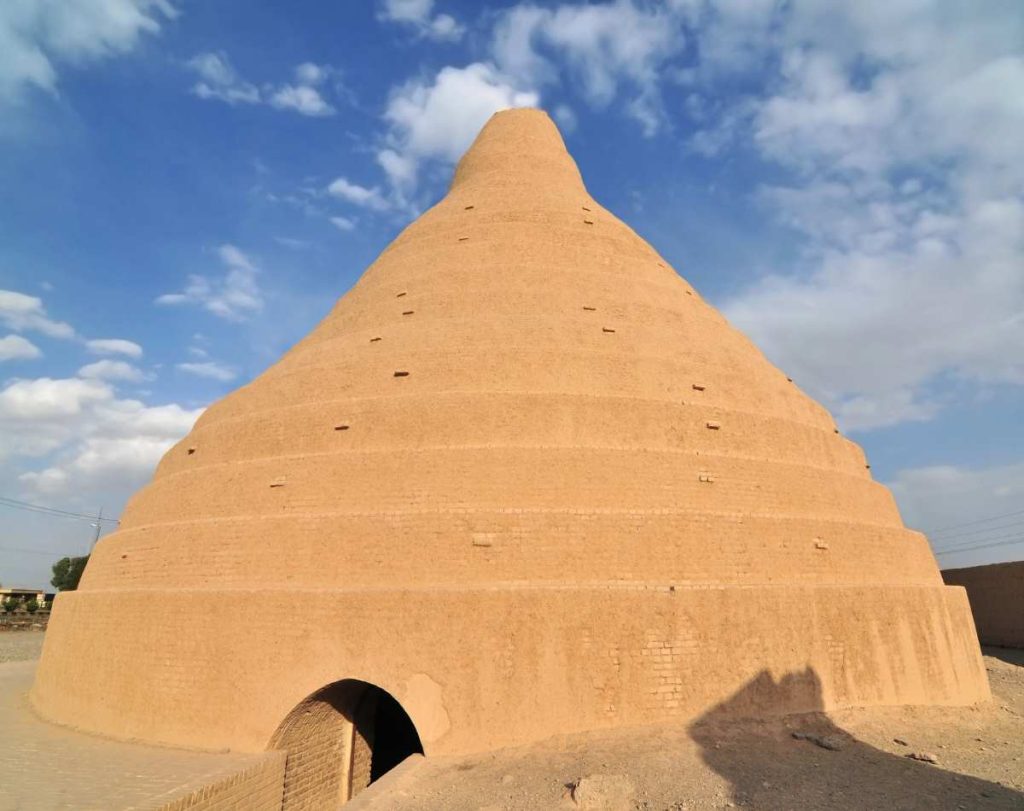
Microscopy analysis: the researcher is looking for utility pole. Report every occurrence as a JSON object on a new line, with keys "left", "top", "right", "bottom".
{"left": 90, "top": 507, "right": 104, "bottom": 553}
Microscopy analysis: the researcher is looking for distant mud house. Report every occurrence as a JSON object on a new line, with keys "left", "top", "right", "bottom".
{"left": 32, "top": 109, "right": 989, "bottom": 808}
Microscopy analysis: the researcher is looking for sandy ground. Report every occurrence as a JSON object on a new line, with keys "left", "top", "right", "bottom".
{"left": 365, "top": 648, "right": 1024, "bottom": 810}
{"left": 0, "top": 631, "right": 45, "bottom": 664}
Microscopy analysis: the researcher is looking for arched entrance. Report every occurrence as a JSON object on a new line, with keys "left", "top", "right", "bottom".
{"left": 270, "top": 680, "right": 423, "bottom": 809}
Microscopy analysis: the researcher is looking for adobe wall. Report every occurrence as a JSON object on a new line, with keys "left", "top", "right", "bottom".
{"left": 32, "top": 583, "right": 988, "bottom": 757}
{"left": 942, "top": 562, "right": 1024, "bottom": 648}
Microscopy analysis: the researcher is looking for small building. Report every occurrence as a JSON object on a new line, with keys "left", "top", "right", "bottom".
{"left": 0, "top": 587, "right": 53, "bottom": 609}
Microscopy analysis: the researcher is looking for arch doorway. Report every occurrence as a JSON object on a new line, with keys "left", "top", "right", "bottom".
{"left": 270, "top": 680, "right": 423, "bottom": 809}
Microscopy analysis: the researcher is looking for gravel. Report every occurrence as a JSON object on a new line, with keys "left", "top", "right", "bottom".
{"left": 0, "top": 631, "right": 45, "bottom": 663}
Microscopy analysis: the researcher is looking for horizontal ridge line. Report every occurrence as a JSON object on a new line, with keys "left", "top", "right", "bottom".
{"left": 149, "top": 444, "right": 874, "bottom": 488}
{"left": 109, "top": 508, "right": 914, "bottom": 535}
{"left": 74, "top": 581, "right": 948, "bottom": 596}
{"left": 194, "top": 389, "right": 838, "bottom": 437}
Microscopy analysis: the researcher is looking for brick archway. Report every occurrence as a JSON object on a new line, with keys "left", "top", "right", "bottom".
{"left": 270, "top": 680, "right": 422, "bottom": 809}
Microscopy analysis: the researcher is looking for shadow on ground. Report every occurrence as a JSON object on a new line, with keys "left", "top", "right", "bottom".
{"left": 689, "top": 668, "right": 1024, "bottom": 810}
{"left": 983, "top": 646, "right": 1024, "bottom": 668}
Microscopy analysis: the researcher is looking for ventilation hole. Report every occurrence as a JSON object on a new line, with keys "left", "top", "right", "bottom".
{"left": 402, "top": 310, "right": 414, "bottom": 316}
{"left": 396, "top": 292, "right": 407, "bottom": 298}
{"left": 270, "top": 478, "right": 286, "bottom": 488}
{"left": 834, "top": 428, "right": 840, "bottom": 434}
{"left": 334, "top": 424, "right": 350, "bottom": 431}
{"left": 458, "top": 236, "right": 469, "bottom": 242}
{"left": 464, "top": 205, "right": 475, "bottom": 210}
{"left": 582, "top": 205, "right": 591, "bottom": 212}
{"left": 370, "top": 336, "right": 382, "bottom": 343}
{"left": 865, "top": 464, "right": 871, "bottom": 470}
{"left": 699, "top": 473, "right": 715, "bottom": 483}
{"left": 786, "top": 377, "right": 794, "bottom": 382}
{"left": 692, "top": 383, "right": 706, "bottom": 391}
{"left": 187, "top": 447, "right": 196, "bottom": 455}
{"left": 686, "top": 290, "right": 693, "bottom": 296}
{"left": 602, "top": 327, "right": 616, "bottom": 333}
{"left": 815, "top": 539, "right": 829, "bottom": 551}
{"left": 121, "top": 554, "right": 128, "bottom": 559}
{"left": 394, "top": 370, "right": 409, "bottom": 378}
{"left": 706, "top": 421, "right": 721, "bottom": 430}
{"left": 583, "top": 218, "right": 595, "bottom": 225}
{"left": 582, "top": 306, "right": 597, "bottom": 311}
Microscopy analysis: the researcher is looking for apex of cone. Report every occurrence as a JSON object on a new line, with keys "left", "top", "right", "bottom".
{"left": 449, "top": 107, "right": 586, "bottom": 195}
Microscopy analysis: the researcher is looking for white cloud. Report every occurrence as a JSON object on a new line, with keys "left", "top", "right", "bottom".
{"left": 2, "top": 374, "right": 203, "bottom": 499}
{"left": 0, "top": 334, "right": 41, "bottom": 361}
{"left": 327, "top": 177, "right": 390, "bottom": 211}
{"left": 86, "top": 337, "right": 143, "bottom": 358}
{"left": 380, "top": 0, "right": 433, "bottom": 24}
{"left": 156, "top": 243, "right": 264, "bottom": 321}
{"left": 294, "top": 62, "right": 325, "bottom": 85}
{"left": 176, "top": 361, "right": 237, "bottom": 382}
{"left": 427, "top": 14, "right": 463, "bottom": 42}
{"left": 701, "top": 1, "right": 1024, "bottom": 432}
{"left": 187, "top": 51, "right": 259, "bottom": 104}
{"left": 267, "top": 83, "right": 334, "bottom": 116}
{"left": 77, "top": 360, "right": 144, "bottom": 382}
{"left": 375, "top": 148, "right": 417, "bottom": 191}
{"left": 491, "top": 1, "right": 683, "bottom": 134}
{"left": 0, "top": 377, "right": 112, "bottom": 421}
{"left": 329, "top": 216, "right": 356, "bottom": 232}
{"left": 553, "top": 103, "right": 578, "bottom": 132}
{"left": 274, "top": 236, "right": 312, "bottom": 250}
{"left": 0, "top": 0, "right": 176, "bottom": 103}
{"left": 188, "top": 54, "right": 340, "bottom": 116}
{"left": 267, "top": 63, "right": 337, "bottom": 116}
{"left": 0, "top": 290, "right": 75, "bottom": 339}
{"left": 668, "top": 0, "right": 779, "bottom": 79}
{"left": 378, "top": 0, "right": 465, "bottom": 42}
{"left": 379, "top": 62, "right": 539, "bottom": 194}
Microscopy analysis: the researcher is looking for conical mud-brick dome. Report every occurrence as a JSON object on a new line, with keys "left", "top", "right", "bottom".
{"left": 34, "top": 109, "right": 988, "bottom": 806}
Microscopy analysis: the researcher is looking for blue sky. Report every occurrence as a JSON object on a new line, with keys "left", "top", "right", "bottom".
{"left": 1, "top": 0, "right": 1023, "bottom": 588}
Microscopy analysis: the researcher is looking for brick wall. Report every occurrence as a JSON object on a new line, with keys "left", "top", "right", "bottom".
{"left": 151, "top": 751, "right": 285, "bottom": 811}
{"left": 943, "top": 562, "right": 1024, "bottom": 648}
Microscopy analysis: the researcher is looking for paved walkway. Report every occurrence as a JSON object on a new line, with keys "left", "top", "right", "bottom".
{"left": 0, "top": 660, "right": 271, "bottom": 811}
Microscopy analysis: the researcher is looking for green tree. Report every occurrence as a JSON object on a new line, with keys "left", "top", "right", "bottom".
{"left": 24, "top": 598, "right": 39, "bottom": 614}
{"left": 51, "top": 555, "right": 90, "bottom": 591}
{"left": 1, "top": 597, "right": 18, "bottom": 614}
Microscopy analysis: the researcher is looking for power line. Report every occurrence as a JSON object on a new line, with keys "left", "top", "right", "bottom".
{"left": 928, "top": 518, "right": 1024, "bottom": 543}
{"left": 935, "top": 534, "right": 1024, "bottom": 556}
{"left": 934, "top": 527, "right": 1024, "bottom": 553}
{"left": 0, "top": 496, "right": 119, "bottom": 525}
{"left": 927, "top": 507, "right": 1024, "bottom": 536}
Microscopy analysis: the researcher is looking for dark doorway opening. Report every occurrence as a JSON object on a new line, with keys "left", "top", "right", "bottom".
{"left": 369, "top": 688, "right": 423, "bottom": 781}
{"left": 271, "top": 679, "right": 424, "bottom": 808}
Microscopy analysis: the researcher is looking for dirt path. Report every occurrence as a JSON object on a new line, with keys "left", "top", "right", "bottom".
{"left": 0, "top": 656, "right": 277, "bottom": 811}
{"left": 0, "top": 631, "right": 45, "bottom": 664}
{"left": 366, "top": 649, "right": 1024, "bottom": 810}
